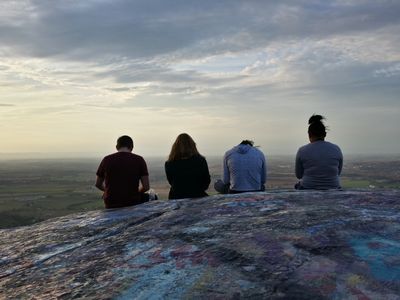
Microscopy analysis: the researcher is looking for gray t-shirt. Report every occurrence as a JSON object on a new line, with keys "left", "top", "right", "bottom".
{"left": 223, "top": 144, "right": 267, "bottom": 191}
{"left": 295, "top": 140, "right": 343, "bottom": 189}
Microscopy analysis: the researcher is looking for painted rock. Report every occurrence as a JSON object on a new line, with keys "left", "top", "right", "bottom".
{"left": 1, "top": 190, "right": 400, "bottom": 299}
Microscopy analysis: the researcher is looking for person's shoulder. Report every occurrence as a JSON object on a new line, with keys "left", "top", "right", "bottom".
{"left": 324, "top": 141, "right": 342, "bottom": 151}
{"left": 102, "top": 152, "right": 118, "bottom": 161}
{"left": 194, "top": 154, "right": 208, "bottom": 164}
{"left": 130, "top": 152, "right": 144, "bottom": 159}
{"left": 194, "top": 154, "right": 206, "bottom": 160}
{"left": 165, "top": 159, "right": 174, "bottom": 167}
{"left": 224, "top": 146, "right": 237, "bottom": 158}
{"left": 252, "top": 146, "right": 265, "bottom": 155}
{"left": 297, "top": 143, "right": 309, "bottom": 152}
{"left": 248, "top": 147, "right": 265, "bottom": 160}
{"left": 129, "top": 153, "right": 147, "bottom": 163}
{"left": 113, "top": 152, "right": 147, "bottom": 163}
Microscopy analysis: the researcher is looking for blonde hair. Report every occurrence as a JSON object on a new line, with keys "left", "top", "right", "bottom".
{"left": 168, "top": 133, "right": 201, "bottom": 161}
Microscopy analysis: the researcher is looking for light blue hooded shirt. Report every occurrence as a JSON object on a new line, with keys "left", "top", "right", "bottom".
{"left": 223, "top": 144, "right": 267, "bottom": 191}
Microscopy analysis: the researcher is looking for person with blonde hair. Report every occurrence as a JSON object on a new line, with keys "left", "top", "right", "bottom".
{"left": 165, "top": 133, "right": 211, "bottom": 199}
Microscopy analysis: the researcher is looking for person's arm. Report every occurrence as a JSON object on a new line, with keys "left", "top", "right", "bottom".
{"left": 95, "top": 176, "right": 105, "bottom": 191}
{"left": 165, "top": 161, "right": 173, "bottom": 185}
{"left": 95, "top": 158, "right": 106, "bottom": 191}
{"left": 139, "top": 175, "right": 150, "bottom": 193}
{"left": 261, "top": 153, "right": 267, "bottom": 184}
{"left": 138, "top": 157, "right": 150, "bottom": 193}
{"left": 338, "top": 148, "right": 343, "bottom": 175}
{"left": 201, "top": 157, "right": 211, "bottom": 190}
{"left": 295, "top": 150, "right": 304, "bottom": 179}
{"left": 222, "top": 154, "right": 230, "bottom": 185}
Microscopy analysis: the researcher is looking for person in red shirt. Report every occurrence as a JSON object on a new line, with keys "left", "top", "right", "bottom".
{"left": 95, "top": 135, "right": 150, "bottom": 208}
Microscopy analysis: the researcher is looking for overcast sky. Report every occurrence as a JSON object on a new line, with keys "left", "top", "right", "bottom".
{"left": 1, "top": 0, "right": 399, "bottom": 158}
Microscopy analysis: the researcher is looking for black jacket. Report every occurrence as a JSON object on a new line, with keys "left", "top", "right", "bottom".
{"left": 165, "top": 155, "right": 211, "bottom": 199}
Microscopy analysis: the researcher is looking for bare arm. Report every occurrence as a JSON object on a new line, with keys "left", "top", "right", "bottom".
{"left": 139, "top": 175, "right": 150, "bottom": 193}
{"left": 95, "top": 176, "right": 105, "bottom": 191}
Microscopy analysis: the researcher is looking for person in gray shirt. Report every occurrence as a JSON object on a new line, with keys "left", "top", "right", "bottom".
{"left": 215, "top": 140, "right": 267, "bottom": 193}
{"left": 295, "top": 114, "right": 343, "bottom": 190}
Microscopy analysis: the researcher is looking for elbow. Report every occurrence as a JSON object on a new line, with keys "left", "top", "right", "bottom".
{"left": 202, "top": 178, "right": 211, "bottom": 190}
{"left": 295, "top": 167, "right": 303, "bottom": 179}
{"left": 142, "top": 184, "right": 150, "bottom": 193}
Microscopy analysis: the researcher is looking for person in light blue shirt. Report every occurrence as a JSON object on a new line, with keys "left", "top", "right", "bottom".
{"left": 295, "top": 115, "right": 343, "bottom": 190}
{"left": 215, "top": 140, "right": 267, "bottom": 193}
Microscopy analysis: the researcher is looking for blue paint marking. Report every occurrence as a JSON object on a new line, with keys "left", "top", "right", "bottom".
{"left": 183, "top": 227, "right": 210, "bottom": 234}
{"left": 116, "top": 261, "right": 206, "bottom": 300}
{"left": 115, "top": 242, "right": 206, "bottom": 300}
{"left": 307, "top": 220, "right": 347, "bottom": 235}
{"left": 350, "top": 237, "right": 400, "bottom": 281}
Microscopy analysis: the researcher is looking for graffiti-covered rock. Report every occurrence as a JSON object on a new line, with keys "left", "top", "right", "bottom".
{"left": 1, "top": 190, "right": 400, "bottom": 299}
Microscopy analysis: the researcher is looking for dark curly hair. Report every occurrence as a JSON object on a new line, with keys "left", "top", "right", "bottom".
{"left": 308, "top": 114, "right": 326, "bottom": 140}
{"left": 240, "top": 140, "right": 254, "bottom": 146}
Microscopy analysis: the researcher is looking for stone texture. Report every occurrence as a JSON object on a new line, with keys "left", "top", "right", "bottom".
{"left": 1, "top": 190, "right": 400, "bottom": 299}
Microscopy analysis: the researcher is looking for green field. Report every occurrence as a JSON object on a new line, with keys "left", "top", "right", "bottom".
{"left": 0, "top": 159, "right": 103, "bottom": 227}
{"left": 1, "top": 155, "right": 399, "bottom": 228}
{"left": 341, "top": 179, "right": 400, "bottom": 189}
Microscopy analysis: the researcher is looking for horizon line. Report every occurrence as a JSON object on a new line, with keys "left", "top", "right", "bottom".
{"left": 1, "top": 152, "right": 400, "bottom": 160}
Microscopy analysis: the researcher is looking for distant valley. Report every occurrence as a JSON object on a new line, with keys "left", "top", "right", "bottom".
{"left": 0, "top": 155, "right": 399, "bottom": 228}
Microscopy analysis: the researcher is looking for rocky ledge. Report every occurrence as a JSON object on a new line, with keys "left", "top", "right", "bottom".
{"left": 1, "top": 190, "right": 400, "bottom": 299}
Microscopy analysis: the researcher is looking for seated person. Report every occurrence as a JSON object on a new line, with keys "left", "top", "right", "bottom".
{"left": 295, "top": 115, "right": 343, "bottom": 190}
{"left": 215, "top": 140, "right": 267, "bottom": 194}
{"left": 95, "top": 135, "right": 150, "bottom": 208}
{"left": 165, "top": 133, "right": 211, "bottom": 199}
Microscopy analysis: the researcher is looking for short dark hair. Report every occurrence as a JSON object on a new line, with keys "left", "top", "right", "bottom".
{"left": 240, "top": 140, "right": 254, "bottom": 146}
{"left": 116, "top": 135, "right": 134, "bottom": 150}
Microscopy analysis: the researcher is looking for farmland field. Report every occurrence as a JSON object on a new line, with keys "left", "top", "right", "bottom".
{"left": 0, "top": 155, "right": 399, "bottom": 228}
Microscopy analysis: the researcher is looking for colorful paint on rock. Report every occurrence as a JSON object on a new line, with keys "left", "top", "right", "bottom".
{"left": 1, "top": 190, "right": 400, "bottom": 299}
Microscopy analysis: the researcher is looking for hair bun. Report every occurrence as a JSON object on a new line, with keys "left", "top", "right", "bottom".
{"left": 308, "top": 114, "right": 325, "bottom": 125}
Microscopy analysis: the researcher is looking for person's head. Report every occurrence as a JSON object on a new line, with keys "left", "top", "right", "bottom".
{"left": 239, "top": 140, "right": 254, "bottom": 146}
{"left": 116, "top": 135, "right": 134, "bottom": 151}
{"left": 168, "top": 133, "right": 200, "bottom": 161}
{"left": 308, "top": 114, "right": 327, "bottom": 142}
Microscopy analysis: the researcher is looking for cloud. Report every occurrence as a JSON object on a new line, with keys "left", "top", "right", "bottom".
{"left": 374, "top": 63, "right": 400, "bottom": 78}
{"left": 0, "top": 0, "right": 399, "bottom": 62}
{"left": 0, "top": 103, "right": 15, "bottom": 107}
{"left": 0, "top": 1, "right": 399, "bottom": 154}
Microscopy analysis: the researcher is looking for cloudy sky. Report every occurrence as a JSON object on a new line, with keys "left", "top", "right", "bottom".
{"left": 1, "top": 0, "right": 399, "bottom": 157}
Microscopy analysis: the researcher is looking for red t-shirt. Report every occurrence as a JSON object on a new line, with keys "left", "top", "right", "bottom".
{"left": 96, "top": 152, "right": 149, "bottom": 208}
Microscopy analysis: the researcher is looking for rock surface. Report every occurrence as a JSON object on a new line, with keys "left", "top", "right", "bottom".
{"left": 1, "top": 190, "right": 400, "bottom": 299}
